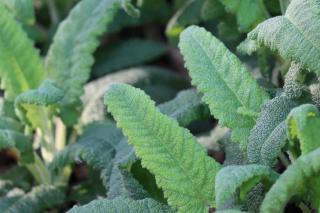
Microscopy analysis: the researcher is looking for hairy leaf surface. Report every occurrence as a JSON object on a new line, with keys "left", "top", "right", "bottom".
{"left": 215, "top": 165, "right": 278, "bottom": 209}
{"left": 105, "top": 84, "right": 221, "bottom": 213}
{"left": 261, "top": 148, "right": 320, "bottom": 212}
{"left": 247, "top": 96, "right": 297, "bottom": 166}
{"left": 68, "top": 197, "right": 174, "bottom": 213}
{"left": 0, "top": 3, "right": 44, "bottom": 100}
{"left": 249, "top": 0, "right": 320, "bottom": 75}
{"left": 179, "top": 26, "right": 269, "bottom": 147}
{"left": 45, "top": 0, "right": 122, "bottom": 108}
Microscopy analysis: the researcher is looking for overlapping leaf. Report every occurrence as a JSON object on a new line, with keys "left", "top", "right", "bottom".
{"left": 105, "top": 84, "right": 221, "bottom": 213}
{"left": 179, "top": 26, "right": 269, "bottom": 147}
{"left": 249, "top": 0, "right": 320, "bottom": 75}
{"left": 1, "top": 0, "right": 35, "bottom": 24}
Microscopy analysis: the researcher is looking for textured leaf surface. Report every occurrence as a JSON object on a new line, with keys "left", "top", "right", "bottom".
{"left": 283, "top": 63, "right": 308, "bottom": 99}
{"left": 0, "top": 3, "right": 44, "bottom": 100}
{"left": 45, "top": 0, "right": 121, "bottom": 106}
{"left": 247, "top": 96, "right": 297, "bottom": 166}
{"left": 105, "top": 84, "right": 221, "bottom": 213}
{"left": 93, "top": 39, "right": 167, "bottom": 77}
{"left": 15, "top": 80, "right": 64, "bottom": 128}
{"left": 4, "top": 185, "right": 64, "bottom": 213}
{"left": 179, "top": 26, "right": 269, "bottom": 147}
{"left": 68, "top": 197, "right": 174, "bottom": 213}
{"left": 1, "top": 0, "right": 35, "bottom": 24}
{"left": 249, "top": 0, "right": 320, "bottom": 75}
{"left": 158, "top": 89, "right": 210, "bottom": 127}
{"left": 287, "top": 104, "right": 320, "bottom": 155}
{"left": 219, "top": 0, "right": 267, "bottom": 32}
{"left": 215, "top": 165, "right": 278, "bottom": 209}
{"left": 261, "top": 148, "right": 320, "bottom": 212}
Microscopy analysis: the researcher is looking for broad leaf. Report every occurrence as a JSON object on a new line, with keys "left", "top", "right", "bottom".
{"left": 0, "top": 3, "right": 44, "bottom": 100}
{"left": 249, "top": 0, "right": 320, "bottom": 75}
{"left": 105, "top": 84, "right": 221, "bottom": 213}
{"left": 1, "top": 0, "right": 35, "bottom": 24}
{"left": 261, "top": 147, "right": 320, "bottom": 212}
{"left": 179, "top": 26, "right": 269, "bottom": 147}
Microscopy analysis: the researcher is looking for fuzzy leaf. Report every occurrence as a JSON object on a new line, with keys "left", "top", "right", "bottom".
{"left": 3, "top": 185, "right": 64, "bottom": 213}
{"left": 1, "top": 0, "right": 35, "bottom": 24}
{"left": 179, "top": 26, "right": 269, "bottom": 147}
{"left": 68, "top": 197, "right": 174, "bottom": 213}
{"left": 215, "top": 165, "right": 278, "bottom": 209}
{"left": 287, "top": 104, "right": 320, "bottom": 155}
{"left": 283, "top": 63, "right": 308, "bottom": 99}
{"left": 219, "top": 0, "right": 267, "bottom": 32}
{"left": 105, "top": 84, "right": 221, "bottom": 213}
{"left": 0, "top": 3, "right": 44, "bottom": 100}
{"left": 158, "top": 89, "right": 210, "bottom": 127}
{"left": 248, "top": 0, "right": 320, "bottom": 75}
{"left": 45, "top": 0, "right": 122, "bottom": 108}
{"left": 15, "top": 80, "right": 64, "bottom": 128}
{"left": 261, "top": 147, "right": 320, "bottom": 212}
{"left": 247, "top": 96, "right": 297, "bottom": 166}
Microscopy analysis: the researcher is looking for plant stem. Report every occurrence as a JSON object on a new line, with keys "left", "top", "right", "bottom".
{"left": 26, "top": 153, "right": 51, "bottom": 185}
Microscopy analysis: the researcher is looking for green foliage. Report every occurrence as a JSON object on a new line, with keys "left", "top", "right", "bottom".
{"left": 247, "top": 96, "right": 297, "bottom": 166}
{"left": 249, "top": 0, "right": 320, "bottom": 75}
{"left": 261, "top": 148, "right": 320, "bottom": 212}
{"left": 67, "top": 196, "right": 174, "bottom": 213}
{"left": 215, "top": 165, "right": 278, "bottom": 209}
{"left": 0, "top": 3, "right": 44, "bottom": 100}
{"left": 105, "top": 84, "right": 221, "bottom": 213}
{"left": 179, "top": 26, "right": 269, "bottom": 147}
{"left": 45, "top": 0, "right": 123, "bottom": 112}
{"left": 1, "top": 0, "right": 35, "bottom": 24}
{"left": 219, "top": 0, "right": 268, "bottom": 32}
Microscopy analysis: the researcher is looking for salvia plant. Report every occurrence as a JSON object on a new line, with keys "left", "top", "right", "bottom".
{"left": 0, "top": 0, "right": 319, "bottom": 212}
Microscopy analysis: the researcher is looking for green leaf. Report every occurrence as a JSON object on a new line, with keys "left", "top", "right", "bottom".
{"left": 215, "top": 210, "right": 247, "bottom": 213}
{"left": 107, "top": 166, "right": 149, "bottom": 200}
{"left": 0, "top": 116, "right": 22, "bottom": 131}
{"left": 248, "top": 0, "right": 320, "bottom": 75}
{"left": 3, "top": 185, "right": 64, "bottom": 213}
{"left": 45, "top": 0, "right": 122, "bottom": 109}
{"left": 247, "top": 96, "right": 297, "bottom": 166}
{"left": 201, "top": 0, "right": 225, "bottom": 21}
{"left": 105, "top": 84, "right": 221, "bottom": 213}
{"left": 261, "top": 147, "right": 320, "bottom": 212}
{"left": 15, "top": 80, "right": 64, "bottom": 128}
{"left": 218, "top": 134, "right": 247, "bottom": 166}
{"left": 287, "top": 104, "right": 320, "bottom": 155}
{"left": 67, "top": 197, "right": 174, "bottom": 213}
{"left": 219, "top": 0, "right": 268, "bottom": 32}
{"left": 283, "top": 63, "right": 308, "bottom": 99}
{"left": 93, "top": 39, "right": 167, "bottom": 77}
{"left": 179, "top": 26, "right": 269, "bottom": 147}
{"left": 158, "top": 89, "right": 210, "bottom": 127}
{"left": 215, "top": 165, "right": 278, "bottom": 209}
{"left": 1, "top": 0, "right": 35, "bottom": 24}
{"left": 0, "top": 3, "right": 44, "bottom": 100}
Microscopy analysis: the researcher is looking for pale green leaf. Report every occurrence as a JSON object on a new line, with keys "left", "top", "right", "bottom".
{"left": 248, "top": 0, "right": 320, "bottom": 75}
{"left": 1, "top": 0, "right": 35, "bottom": 24}
{"left": 247, "top": 96, "right": 297, "bottom": 166}
{"left": 179, "top": 26, "right": 269, "bottom": 147}
{"left": 215, "top": 165, "right": 278, "bottom": 209}
{"left": 0, "top": 3, "right": 44, "bottom": 100}
{"left": 261, "top": 147, "right": 320, "bottom": 212}
{"left": 68, "top": 197, "right": 174, "bottom": 213}
{"left": 105, "top": 84, "right": 221, "bottom": 213}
